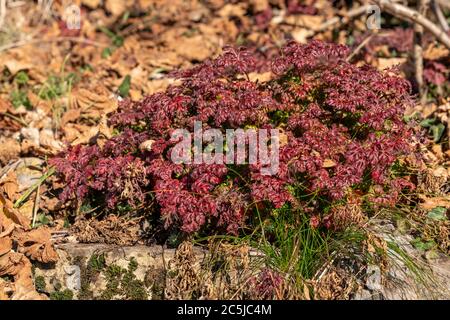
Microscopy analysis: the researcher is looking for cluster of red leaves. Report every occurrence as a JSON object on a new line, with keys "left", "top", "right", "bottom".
{"left": 51, "top": 40, "right": 416, "bottom": 235}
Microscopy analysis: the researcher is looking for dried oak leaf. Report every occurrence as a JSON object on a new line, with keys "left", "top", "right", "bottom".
{"left": 0, "top": 237, "right": 12, "bottom": 256}
{"left": 70, "top": 88, "right": 118, "bottom": 118}
{"left": 15, "top": 227, "right": 58, "bottom": 264}
{"left": 0, "top": 137, "right": 21, "bottom": 166}
{"left": 0, "top": 171, "right": 19, "bottom": 201}
{"left": 0, "top": 194, "right": 30, "bottom": 230}
{"left": 0, "top": 252, "right": 45, "bottom": 300}
{"left": 418, "top": 195, "right": 450, "bottom": 210}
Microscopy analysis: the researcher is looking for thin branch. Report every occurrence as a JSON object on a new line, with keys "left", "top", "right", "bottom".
{"left": 431, "top": 0, "right": 449, "bottom": 32}
{"left": 436, "top": 0, "right": 450, "bottom": 10}
{"left": 371, "top": 0, "right": 450, "bottom": 49}
{"left": 413, "top": 0, "right": 430, "bottom": 105}
{"left": 313, "top": 5, "right": 372, "bottom": 33}
{"left": 0, "top": 36, "right": 109, "bottom": 53}
{"left": 0, "top": 0, "right": 6, "bottom": 30}
{"left": 346, "top": 33, "right": 375, "bottom": 62}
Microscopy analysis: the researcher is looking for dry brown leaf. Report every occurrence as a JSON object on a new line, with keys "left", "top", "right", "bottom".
{"left": 323, "top": 159, "right": 337, "bottom": 168}
{"left": 71, "top": 88, "right": 118, "bottom": 118}
{"left": 63, "top": 124, "right": 87, "bottom": 143}
{"left": 423, "top": 44, "right": 449, "bottom": 60}
{"left": 70, "top": 115, "right": 111, "bottom": 145}
{"left": 249, "top": 0, "right": 269, "bottom": 12}
{"left": 0, "top": 237, "right": 12, "bottom": 256}
{"left": 0, "top": 137, "right": 21, "bottom": 166}
{"left": 61, "top": 108, "right": 81, "bottom": 126}
{"left": 0, "top": 251, "right": 46, "bottom": 300}
{"left": 291, "top": 28, "right": 314, "bottom": 44}
{"left": 105, "top": 0, "right": 131, "bottom": 16}
{"left": 0, "top": 223, "right": 14, "bottom": 239}
{"left": 15, "top": 227, "right": 58, "bottom": 263}
{"left": 81, "top": 0, "right": 101, "bottom": 9}
{"left": 17, "top": 199, "right": 34, "bottom": 222}
{"left": 146, "top": 78, "right": 179, "bottom": 94}
{"left": 2, "top": 57, "right": 33, "bottom": 75}
{"left": 248, "top": 72, "right": 272, "bottom": 83}
{"left": 283, "top": 14, "right": 324, "bottom": 29}
{"left": 418, "top": 195, "right": 450, "bottom": 210}
{"left": 0, "top": 194, "right": 30, "bottom": 230}
{"left": 0, "top": 97, "right": 9, "bottom": 113}
{"left": 174, "top": 35, "right": 213, "bottom": 62}
{"left": 0, "top": 279, "right": 11, "bottom": 300}
{"left": 129, "top": 89, "right": 143, "bottom": 101}
{"left": 39, "top": 128, "right": 64, "bottom": 152}
{"left": 0, "top": 171, "right": 18, "bottom": 201}
{"left": 218, "top": 3, "right": 247, "bottom": 17}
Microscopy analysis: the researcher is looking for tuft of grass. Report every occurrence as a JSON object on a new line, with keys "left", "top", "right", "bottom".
{"left": 10, "top": 89, "right": 32, "bottom": 109}
{"left": 256, "top": 206, "right": 331, "bottom": 279}
{"left": 37, "top": 73, "right": 77, "bottom": 101}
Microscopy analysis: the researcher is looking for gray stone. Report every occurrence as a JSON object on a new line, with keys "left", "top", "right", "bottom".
{"left": 64, "top": 265, "right": 81, "bottom": 291}
{"left": 366, "top": 265, "right": 382, "bottom": 291}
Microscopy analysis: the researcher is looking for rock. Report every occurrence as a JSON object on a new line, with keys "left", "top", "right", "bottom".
{"left": 353, "top": 289, "right": 372, "bottom": 300}
{"left": 14, "top": 157, "right": 44, "bottom": 192}
{"left": 64, "top": 265, "right": 81, "bottom": 291}
{"left": 34, "top": 243, "right": 206, "bottom": 300}
{"left": 366, "top": 265, "right": 382, "bottom": 292}
{"left": 20, "top": 128, "right": 40, "bottom": 147}
{"left": 354, "top": 219, "right": 450, "bottom": 300}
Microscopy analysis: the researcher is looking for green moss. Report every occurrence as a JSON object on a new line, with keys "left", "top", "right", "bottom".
{"left": 88, "top": 253, "right": 106, "bottom": 272}
{"left": 50, "top": 289, "right": 73, "bottom": 300}
{"left": 34, "top": 275, "right": 46, "bottom": 292}
{"left": 74, "top": 255, "right": 98, "bottom": 300}
{"left": 100, "top": 264, "right": 124, "bottom": 300}
{"left": 100, "top": 257, "right": 148, "bottom": 300}
{"left": 53, "top": 280, "right": 62, "bottom": 292}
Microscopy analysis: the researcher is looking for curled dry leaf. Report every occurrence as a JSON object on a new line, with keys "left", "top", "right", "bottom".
{"left": 139, "top": 139, "right": 155, "bottom": 152}
{"left": 423, "top": 43, "right": 450, "bottom": 60}
{"left": 61, "top": 108, "right": 81, "bottom": 126}
{"left": 0, "top": 171, "right": 19, "bottom": 201}
{"left": 0, "top": 251, "right": 46, "bottom": 300}
{"left": 0, "top": 237, "right": 12, "bottom": 256}
{"left": 39, "top": 128, "right": 64, "bottom": 152}
{"left": 70, "top": 88, "right": 118, "bottom": 119}
{"left": 105, "top": 0, "right": 131, "bottom": 16}
{"left": 0, "top": 188, "right": 55, "bottom": 299}
{"left": 418, "top": 194, "right": 450, "bottom": 210}
{"left": 15, "top": 227, "right": 58, "bottom": 264}
{"left": 69, "top": 115, "right": 112, "bottom": 145}
{"left": 0, "top": 137, "right": 21, "bottom": 166}
{"left": 0, "top": 194, "right": 30, "bottom": 230}
{"left": 322, "top": 159, "right": 337, "bottom": 168}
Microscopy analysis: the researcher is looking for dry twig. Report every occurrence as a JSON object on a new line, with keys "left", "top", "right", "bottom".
{"left": 414, "top": 0, "right": 430, "bottom": 105}
{"left": 313, "top": 5, "right": 372, "bottom": 33}
{"left": 0, "top": 36, "right": 108, "bottom": 53}
{"left": 431, "top": 0, "right": 450, "bottom": 32}
{"left": 371, "top": 0, "right": 450, "bottom": 49}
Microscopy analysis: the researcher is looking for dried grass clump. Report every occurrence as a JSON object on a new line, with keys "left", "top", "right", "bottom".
{"left": 71, "top": 215, "right": 141, "bottom": 245}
